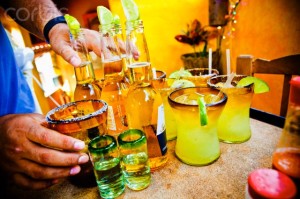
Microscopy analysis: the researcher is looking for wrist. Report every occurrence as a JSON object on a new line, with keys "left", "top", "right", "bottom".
{"left": 43, "top": 16, "right": 67, "bottom": 43}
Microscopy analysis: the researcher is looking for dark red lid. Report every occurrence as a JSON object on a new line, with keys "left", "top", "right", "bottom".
{"left": 247, "top": 168, "right": 297, "bottom": 199}
{"left": 290, "top": 76, "right": 300, "bottom": 105}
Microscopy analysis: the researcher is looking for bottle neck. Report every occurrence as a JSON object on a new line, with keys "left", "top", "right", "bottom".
{"left": 70, "top": 30, "right": 95, "bottom": 84}
{"left": 125, "top": 20, "right": 152, "bottom": 86}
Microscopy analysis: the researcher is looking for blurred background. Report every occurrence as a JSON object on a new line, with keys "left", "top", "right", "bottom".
{"left": 1, "top": 0, "right": 299, "bottom": 116}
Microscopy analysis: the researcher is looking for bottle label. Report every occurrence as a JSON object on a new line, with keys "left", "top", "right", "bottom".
{"left": 157, "top": 104, "right": 167, "bottom": 155}
{"left": 107, "top": 105, "right": 117, "bottom": 131}
{"left": 157, "top": 104, "right": 165, "bottom": 136}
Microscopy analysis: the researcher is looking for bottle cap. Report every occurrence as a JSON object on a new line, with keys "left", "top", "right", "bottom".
{"left": 247, "top": 168, "right": 297, "bottom": 199}
{"left": 290, "top": 76, "right": 300, "bottom": 105}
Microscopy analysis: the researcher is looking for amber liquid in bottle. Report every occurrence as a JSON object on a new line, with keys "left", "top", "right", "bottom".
{"left": 69, "top": 30, "right": 102, "bottom": 187}
{"left": 125, "top": 62, "right": 168, "bottom": 170}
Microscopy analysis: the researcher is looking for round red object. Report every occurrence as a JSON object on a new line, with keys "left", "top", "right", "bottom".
{"left": 247, "top": 168, "right": 297, "bottom": 199}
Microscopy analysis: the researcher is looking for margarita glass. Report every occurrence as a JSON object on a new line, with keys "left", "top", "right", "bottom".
{"left": 208, "top": 75, "right": 254, "bottom": 143}
{"left": 168, "top": 87, "right": 227, "bottom": 165}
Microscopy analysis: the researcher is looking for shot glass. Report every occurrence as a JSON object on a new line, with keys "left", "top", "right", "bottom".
{"left": 88, "top": 135, "right": 125, "bottom": 199}
{"left": 118, "top": 129, "right": 151, "bottom": 190}
{"left": 168, "top": 87, "right": 227, "bottom": 166}
{"left": 183, "top": 68, "right": 219, "bottom": 87}
{"left": 208, "top": 75, "right": 254, "bottom": 143}
{"left": 46, "top": 99, "right": 108, "bottom": 187}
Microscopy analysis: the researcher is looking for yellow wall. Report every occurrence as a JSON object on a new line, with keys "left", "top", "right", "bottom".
{"left": 109, "top": 0, "right": 300, "bottom": 115}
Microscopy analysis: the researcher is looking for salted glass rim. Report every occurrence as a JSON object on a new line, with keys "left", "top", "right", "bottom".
{"left": 46, "top": 99, "right": 108, "bottom": 124}
{"left": 168, "top": 87, "right": 227, "bottom": 107}
{"left": 207, "top": 74, "right": 251, "bottom": 89}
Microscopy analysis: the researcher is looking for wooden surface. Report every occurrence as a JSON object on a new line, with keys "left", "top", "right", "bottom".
{"left": 3, "top": 119, "right": 283, "bottom": 199}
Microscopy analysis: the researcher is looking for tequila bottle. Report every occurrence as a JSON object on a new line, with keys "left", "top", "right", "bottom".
{"left": 99, "top": 23, "right": 128, "bottom": 137}
{"left": 125, "top": 19, "right": 168, "bottom": 170}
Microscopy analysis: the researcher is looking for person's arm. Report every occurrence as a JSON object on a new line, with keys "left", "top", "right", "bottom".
{"left": 2, "top": 0, "right": 101, "bottom": 66}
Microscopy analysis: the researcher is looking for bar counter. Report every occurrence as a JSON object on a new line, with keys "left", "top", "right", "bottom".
{"left": 4, "top": 119, "right": 282, "bottom": 199}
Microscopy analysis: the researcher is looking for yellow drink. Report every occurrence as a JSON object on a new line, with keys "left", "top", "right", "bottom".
{"left": 208, "top": 75, "right": 254, "bottom": 143}
{"left": 168, "top": 87, "right": 227, "bottom": 166}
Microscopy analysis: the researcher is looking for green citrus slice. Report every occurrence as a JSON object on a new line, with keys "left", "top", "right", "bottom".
{"left": 169, "top": 69, "right": 192, "bottom": 79}
{"left": 121, "top": 0, "right": 140, "bottom": 21}
{"left": 198, "top": 96, "right": 208, "bottom": 126}
{"left": 64, "top": 14, "right": 80, "bottom": 35}
{"left": 97, "top": 6, "right": 113, "bottom": 25}
{"left": 170, "top": 79, "right": 195, "bottom": 89}
{"left": 237, "top": 76, "right": 270, "bottom": 94}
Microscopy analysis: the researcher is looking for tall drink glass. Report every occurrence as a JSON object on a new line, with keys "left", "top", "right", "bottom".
{"left": 168, "top": 87, "right": 227, "bottom": 165}
{"left": 208, "top": 75, "right": 254, "bottom": 143}
{"left": 46, "top": 99, "right": 108, "bottom": 187}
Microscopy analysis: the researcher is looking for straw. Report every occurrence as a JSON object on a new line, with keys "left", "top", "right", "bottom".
{"left": 226, "top": 49, "right": 231, "bottom": 76}
{"left": 152, "top": 67, "right": 157, "bottom": 79}
{"left": 208, "top": 48, "right": 212, "bottom": 74}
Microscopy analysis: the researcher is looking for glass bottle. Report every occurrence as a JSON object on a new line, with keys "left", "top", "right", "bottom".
{"left": 70, "top": 29, "right": 102, "bottom": 101}
{"left": 124, "top": 19, "right": 168, "bottom": 170}
{"left": 272, "top": 76, "right": 300, "bottom": 189}
{"left": 99, "top": 23, "right": 128, "bottom": 137}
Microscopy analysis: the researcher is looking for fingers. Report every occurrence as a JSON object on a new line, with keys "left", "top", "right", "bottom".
{"left": 48, "top": 23, "right": 81, "bottom": 67}
{"left": 25, "top": 121, "right": 86, "bottom": 152}
{"left": 24, "top": 141, "right": 89, "bottom": 167}
{"left": 82, "top": 28, "right": 102, "bottom": 57}
{"left": 13, "top": 173, "right": 59, "bottom": 190}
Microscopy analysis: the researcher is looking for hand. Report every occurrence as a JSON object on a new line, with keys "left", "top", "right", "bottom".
{"left": 48, "top": 23, "right": 101, "bottom": 67}
{"left": 0, "top": 113, "right": 89, "bottom": 190}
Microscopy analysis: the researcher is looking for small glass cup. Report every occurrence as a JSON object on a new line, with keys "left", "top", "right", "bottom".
{"left": 168, "top": 87, "right": 227, "bottom": 166}
{"left": 207, "top": 75, "right": 254, "bottom": 143}
{"left": 88, "top": 135, "right": 125, "bottom": 199}
{"left": 118, "top": 129, "right": 151, "bottom": 190}
{"left": 183, "top": 68, "right": 219, "bottom": 87}
{"left": 46, "top": 99, "right": 108, "bottom": 187}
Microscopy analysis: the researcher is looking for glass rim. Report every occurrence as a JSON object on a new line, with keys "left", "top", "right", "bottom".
{"left": 118, "top": 129, "right": 146, "bottom": 148}
{"left": 88, "top": 135, "right": 117, "bottom": 154}
{"left": 168, "top": 87, "right": 227, "bottom": 107}
{"left": 186, "top": 68, "right": 219, "bottom": 77}
{"left": 207, "top": 74, "right": 252, "bottom": 91}
{"left": 46, "top": 99, "right": 108, "bottom": 124}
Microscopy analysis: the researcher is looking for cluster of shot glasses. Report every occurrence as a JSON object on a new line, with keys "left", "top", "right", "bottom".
{"left": 88, "top": 129, "right": 151, "bottom": 199}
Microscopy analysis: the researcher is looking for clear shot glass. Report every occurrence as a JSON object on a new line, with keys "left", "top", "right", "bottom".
{"left": 118, "top": 129, "right": 151, "bottom": 190}
{"left": 88, "top": 135, "right": 125, "bottom": 199}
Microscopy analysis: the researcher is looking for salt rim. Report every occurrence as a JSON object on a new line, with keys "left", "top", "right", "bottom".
{"left": 46, "top": 99, "right": 108, "bottom": 124}
{"left": 207, "top": 74, "right": 252, "bottom": 90}
{"left": 168, "top": 87, "right": 227, "bottom": 107}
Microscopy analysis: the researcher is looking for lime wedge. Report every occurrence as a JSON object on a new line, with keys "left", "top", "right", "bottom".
{"left": 171, "top": 79, "right": 195, "bottom": 89}
{"left": 169, "top": 69, "right": 192, "bottom": 79}
{"left": 97, "top": 6, "right": 113, "bottom": 25}
{"left": 237, "top": 76, "right": 270, "bottom": 94}
{"left": 198, "top": 96, "right": 208, "bottom": 126}
{"left": 64, "top": 14, "right": 80, "bottom": 35}
{"left": 121, "top": 0, "right": 140, "bottom": 21}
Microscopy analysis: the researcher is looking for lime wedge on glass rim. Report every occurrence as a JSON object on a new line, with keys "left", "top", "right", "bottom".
{"left": 198, "top": 96, "right": 208, "bottom": 126}
{"left": 169, "top": 69, "right": 192, "bottom": 79}
{"left": 170, "top": 79, "right": 195, "bottom": 89}
{"left": 121, "top": 0, "right": 140, "bottom": 21}
{"left": 237, "top": 76, "right": 270, "bottom": 94}
{"left": 64, "top": 14, "right": 80, "bottom": 35}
